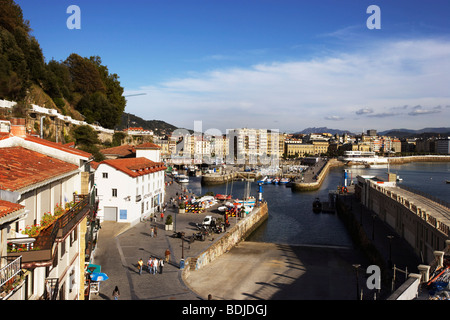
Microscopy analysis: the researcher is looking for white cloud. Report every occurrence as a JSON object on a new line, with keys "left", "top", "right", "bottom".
{"left": 125, "top": 38, "right": 450, "bottom": 133}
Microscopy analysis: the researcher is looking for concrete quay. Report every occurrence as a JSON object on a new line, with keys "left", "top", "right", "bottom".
{"left": 89, "top": 176, "right": 266, "bottom": 300}
{"left": 291, "top": 158, "right": 344, "bottom": 192}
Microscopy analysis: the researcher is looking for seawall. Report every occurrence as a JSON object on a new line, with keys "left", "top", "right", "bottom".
{"left": 181, "top": 201, "right": 268, "bottom": 279}
{"left": 291, "top": 158, "right": 344, "bottom": 192}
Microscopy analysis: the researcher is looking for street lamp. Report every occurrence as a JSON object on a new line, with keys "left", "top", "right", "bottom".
{"left": 387, "top": 235, "right": 394, "bottom": 268}
{"left": 372, "top": 214, "right": 376, "bottom": 240}
{"left": 352, "top": 264, "right": 361, "bottom": 300}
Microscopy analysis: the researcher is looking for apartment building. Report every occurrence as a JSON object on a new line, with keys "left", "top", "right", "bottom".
{"left": 0, "top": 118, "right": 96, "bottom": 300}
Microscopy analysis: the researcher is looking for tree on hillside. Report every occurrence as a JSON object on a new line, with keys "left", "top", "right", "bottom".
{"left": 72, "top": 125, "right": 104, "bottom": 162}
{"left": 64, "top": 53, "right": 105, "bottom": 95}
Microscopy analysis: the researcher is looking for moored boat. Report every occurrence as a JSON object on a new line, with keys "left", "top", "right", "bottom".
{"left": 215, "top": 194, "right": 232, "bottom": 200}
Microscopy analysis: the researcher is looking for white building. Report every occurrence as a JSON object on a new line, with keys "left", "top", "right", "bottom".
{"left": 94, "top": 156, "right": 166, "bottom": 224}
{"left": 0, "top": 118, "right": 95, "bottom": 300}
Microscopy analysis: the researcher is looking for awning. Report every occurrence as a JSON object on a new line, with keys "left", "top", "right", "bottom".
{"left": 86, "top": 264, "right": 101, "bottom": 273}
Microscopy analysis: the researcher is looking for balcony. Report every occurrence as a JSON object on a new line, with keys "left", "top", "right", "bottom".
{"left": 0, "top": 256, "right": 24, "bottom": 299}
{"left": 7, "top": 195, "right": 93, "bottom": 267}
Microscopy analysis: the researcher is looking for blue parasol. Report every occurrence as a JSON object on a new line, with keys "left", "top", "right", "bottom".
{"left": 90, "top": 272, "right": 109, "bottom": 281}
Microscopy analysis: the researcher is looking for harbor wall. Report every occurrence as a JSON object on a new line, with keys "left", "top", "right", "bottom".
{"left": 201, "top": 172, "right": 237, "bottom": 185}
{"left": 291, "top": 158, "right": 344, "bottom": 192}
{"left": 181, "top": 201, "right": 268, "bottom": 279}
{"left": 360, "top": 183, "right": 450, "bottom": 264}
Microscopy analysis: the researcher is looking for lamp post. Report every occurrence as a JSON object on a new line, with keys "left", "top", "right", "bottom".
{"left": 372, "top": 214, "right": 376, "bottom": 240}
{"left": 352, "top": 264, "right": 361, "bottom": 300}
{"left": 387, "top": 235, "right": 394, "bottom": 268}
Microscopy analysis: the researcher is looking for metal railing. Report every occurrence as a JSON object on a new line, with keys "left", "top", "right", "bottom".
{"left": 0, "top": 256, "right": 22, "bottom": 287}
{"left": 398, "top": 185, "right": 450, "bottom": 211}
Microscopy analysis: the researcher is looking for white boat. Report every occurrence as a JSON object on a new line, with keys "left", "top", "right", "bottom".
{"left": 176, "top": 174, "right": 189, "bottom": 183}
{"left": 279, "top": 178, "right": 290, "bottom": 184}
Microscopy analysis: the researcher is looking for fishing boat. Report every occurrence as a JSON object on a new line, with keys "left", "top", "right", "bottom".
{"left": 279, "top": 177, "right": 290, "bottom": 184}
{"left": 264, "top": 177, "right": 273, "bottom": 184}
{"left": 234, "top": 196, "right": 256, "bottom": 207}
{"left": 215, "top": 194, "right": 232, "bottom": 201}
{"left": 272, "top": 178, "right": 280, "bottom": 185}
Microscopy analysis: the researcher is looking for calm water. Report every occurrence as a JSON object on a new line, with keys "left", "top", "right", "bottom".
{"left": 185, "top": 162, "right": 450, "bottom": 247}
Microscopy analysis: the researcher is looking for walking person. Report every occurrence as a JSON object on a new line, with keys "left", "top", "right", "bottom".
{"left": 153, "top": 257, "right": 158, "bottom": 275}
{"left": 165, "top": 248, "right": 171, "bottom": 263}
{"left": 138, "top": 258, "right": 144, "bottom": 275}
{"left": 112, "top": 286, "right": 120, "bottom": 300}
{"left": 147, "top": 257, "right": 153, "bottom": 274}
{"left": 159, "top": 258, "right": 164, "bottom": 274}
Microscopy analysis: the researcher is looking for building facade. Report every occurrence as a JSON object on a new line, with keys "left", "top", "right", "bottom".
{"left": 94, "top": 156, "right": 166, "bottom": 224}
{"left": 0, "top": 118, "right": 96, "bottom": 300}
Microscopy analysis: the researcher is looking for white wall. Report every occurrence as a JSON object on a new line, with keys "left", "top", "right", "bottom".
{"left": 95, "top": 164, "right": 165, "bottom": 223}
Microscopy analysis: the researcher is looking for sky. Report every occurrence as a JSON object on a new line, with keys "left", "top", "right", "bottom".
{"left": 16, "top": 0, "right": 450, "bottom": 134}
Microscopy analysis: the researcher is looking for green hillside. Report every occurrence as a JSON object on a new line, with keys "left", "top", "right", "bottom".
{"left": 0, "top": 0, "right": 125, "bottom": 129}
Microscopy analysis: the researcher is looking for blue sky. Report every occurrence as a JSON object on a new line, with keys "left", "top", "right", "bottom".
{"left": 17, "top": 0, "right": 450, "bottom": 133}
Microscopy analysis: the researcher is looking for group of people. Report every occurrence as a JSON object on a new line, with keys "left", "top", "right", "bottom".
{"left": 137, "top": 249, "right": 171, "bottom": 276}
{"left": 137, "top": 256, "right": 164, "bottom": 275}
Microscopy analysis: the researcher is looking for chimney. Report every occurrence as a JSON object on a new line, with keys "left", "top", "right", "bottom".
{"left": 10, "top": 118, "right": 27, "bottom": 138}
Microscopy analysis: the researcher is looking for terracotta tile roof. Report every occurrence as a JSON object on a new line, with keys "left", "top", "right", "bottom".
{"left": 24, "top": 135, "right": 92, "bottom": 159}
{"left": 100, "top": 157, "right": 166, "bottom": 178}
{"left": 90, "top": 161, "right": 100, "bottom": 170}
{"left": 135, "top": 142, "right": 161, "bottom": 149}
{"left": 0, "top": 147, "right": 79, "bottom": 192}
{"left": 100, "top": 144, "right": 136, "bottom": 157}
{"left": 0, "top": 200, "right": 24, "bottom": 220}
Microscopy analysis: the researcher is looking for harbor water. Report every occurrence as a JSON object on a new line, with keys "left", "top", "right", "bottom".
{"left": 184, "top": 162, "right": 450, "bottom": 248}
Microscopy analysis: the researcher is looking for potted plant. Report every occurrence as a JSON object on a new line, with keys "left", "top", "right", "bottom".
{"left": 178, "top": 202, "right": 185, "bottom": 214}
{"left": 165, "top": 215, "right": 173, "bottom": 231}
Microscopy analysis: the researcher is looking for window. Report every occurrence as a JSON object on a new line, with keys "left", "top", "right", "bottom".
{"left": 102, "top": 172, "right": 108, "bottom": 179}
{"left": 112, "top": 189, "right": 117, "bottom": 197}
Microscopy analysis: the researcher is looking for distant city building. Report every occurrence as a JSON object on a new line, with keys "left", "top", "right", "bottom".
{"left": 436, "top": 137, "right": 450, "bottom": 154}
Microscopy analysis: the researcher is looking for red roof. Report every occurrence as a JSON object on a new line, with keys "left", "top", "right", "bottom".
{"left": 24, "top": 135, "right": 92, "bottom": 159}
{"left": 100, "top": 144, "right": 136, "bottom": 157}
{"left": 0, "top": 147, "right": 79, "bottom": 192}
{"left": 0, "top": 200, "right": 24, "bottom": 220}
{"left": 100, "top": 157, "right": 166, "bottom": 178}
{"left": 135, "top": 142, "right": 161, "bottom": 149}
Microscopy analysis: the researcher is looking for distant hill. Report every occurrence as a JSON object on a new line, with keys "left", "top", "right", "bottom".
{"left": 117, "top": 112, "right": 179, "bottom": 136}
{"left": 294, "top": 127, "right": 354, "bottom": 135}
{"left": 379, "top": 127, "right": 450, "bottom": 138}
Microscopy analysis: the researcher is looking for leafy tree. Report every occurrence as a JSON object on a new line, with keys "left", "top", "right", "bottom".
{"left": 64, "top": 53, "right": 105, "bottom": 95}
{"left": 72, "top": 125, "right": 104, "bottom": 161}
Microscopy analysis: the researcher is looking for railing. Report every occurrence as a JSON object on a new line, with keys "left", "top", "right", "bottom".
{"left": 398, "top": 185, "right": 450, "bottom": 210}
{"left": 0, "top": 256, "right": 22, "bottom": 287}
{"left": 43, "top": 278, "right": 59, "bottom": 300}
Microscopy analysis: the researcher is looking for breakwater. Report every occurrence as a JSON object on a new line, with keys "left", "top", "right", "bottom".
{"left": 386, "top": 155, "right": 450, "bottom": 164}
{"left": 201, "top": 171, "right": 262, "bottom": 185}
{"left": 181, "top": 201, "right": 268, "bottom": 279}
{"left": 291, "top": 158, "right": 344, "bottom": 192}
